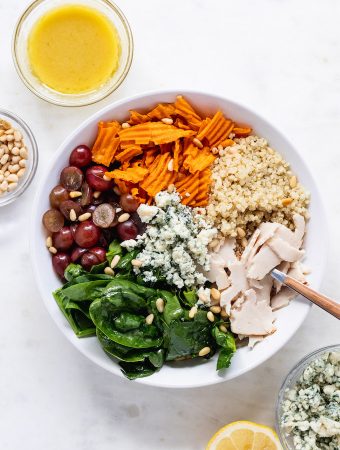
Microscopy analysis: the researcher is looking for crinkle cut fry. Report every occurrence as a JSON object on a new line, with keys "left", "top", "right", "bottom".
{"left": 141, "top": 153, "right": 177, "bottom": 196}
{"left": 147, "top": 103, "right": 176, "bottom": 120}
{"left": 197, "top": 110, "right": 234, "bottom": 146}
{"left": 115, "top": 145, "right": 142, "bottom": 162}
{"left": 233, "top": 126, "right": 252, "bottom": 137}
{"left": 118, "top": 121, "right": 195, "bottom": 145}
{"left": 92, "top": 120, "right": 121, "bottom": 166}
{"left": 174, "top": 95, "right": 202, "bottom": 130}
{"left": 105, "top": 166, "right": 148, "bottom": 184}
{"left": 173, "top": 139, "right": 181, "bottom": 171}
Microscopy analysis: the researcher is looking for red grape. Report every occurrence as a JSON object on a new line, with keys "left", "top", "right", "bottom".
{"left": 53, "top": 226, "right": 74, "bottom": 251}
{"left": 43, "top": 209, "right": 64, "bottom": 233}
{"left": 81, "top": 252, "right": 100, "bottom": 271}
{"left": 117, "top": 220, "right": 139, "bottom": 241}
{"left": 49, "top": 185, "right": 69, "bottom": 209}
{"left": 60, "top": 200, "right": 82, "bottom": 220}
{"left": 86, "top": 165, "right": 113, "bottom": 192}
{"left": 80, "top": 182, "right": 93, "bottom": 206}
{"left": 52, "top": 253, "right": 71, "bottom": 278}
{"left": 70, "top": 223, "right": 78, "bottom": 238}
{"left": 92, "top": 203, "right": 116, "bottom": 228}
{"left": 74, "top": 220, "right": 100, "bottom": 248}
{"left": 71, "top": 247, "right": 87, "bottom": 263}
{"left": 89, "top": 246, "right": 106, "bottom": 263}
{"left": 69, "top": 145, "right": 92, "bottom": 168}
{"left": 120, "top": 193, "right": 139, "bottom": 212}
{"left": 60, "top": 166, "right": 84, "bottom": 191}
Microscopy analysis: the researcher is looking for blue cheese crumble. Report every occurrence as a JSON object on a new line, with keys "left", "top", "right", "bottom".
{"left": 281, "top": 351, "right": 340, "bottom": 450}
{"left": 121, "top": 191, "right": 217, "bottom": 288}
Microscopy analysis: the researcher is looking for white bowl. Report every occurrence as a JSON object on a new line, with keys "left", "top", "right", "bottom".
{"left": 31, "top": 90, "right": 328, "bottom": 388}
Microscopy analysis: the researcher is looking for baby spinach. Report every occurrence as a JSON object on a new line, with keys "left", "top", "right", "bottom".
{"left": 106, "top": 240, "right": 123, "bottom": 265}
{"left": 162, "top": 290, "right": 183, "bottom": 325}
{"left": 212, "top": 324, "right": 236, "bottom": 370}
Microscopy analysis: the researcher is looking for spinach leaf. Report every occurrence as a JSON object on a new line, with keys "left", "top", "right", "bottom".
{"left": 106, "top": 240, "right": 123, "bottom": 265}
{"left": 116, "top": 249, "right": 139, "bottom": 271}
{"left": 90, "top": 261, "right": 108, "bottom": 274}
{"left": 64, "top": 263, "right": 85, "bottom": 282}
{"left": 58, "top": 280, "right": 111, "bottom": 302}
{"left": 212, "top": 325, "right": 236, "bottom": 370}
{"left": 90, "top": 298, "right": 162, "bottom": 348}
{"left": 180, "top": 290, "right": 198, "bottom": 308}
{"left": 161, "top": 291, "right": 183, "bottom": 325}
{"left": 114, "top": 312, "right": 144, "bottom": 331}
{"left": 106, "top": 279, "right": 156, "bottom": 299}
{"left": 165, "top": 311, "right": 214, "bottom": 361}
{"left": 53, "top": 290, "right": 95, "bottom": 337}
{"left": 120, "top": 361, "right": 159, "bottom": 380}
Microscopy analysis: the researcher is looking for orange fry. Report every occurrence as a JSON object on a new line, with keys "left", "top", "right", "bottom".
{"left": 119, "top": 122, "right": 195, "bottom": 145}
{"left": 174, "top": 95, "right": 202, "bottom": 130}
{"left": 147, "top": 103, "right": 176, "bottom": 120}
{"left": 233, "top": 126, "right": 252, "bottom": 137}
{"left": 92, "top": 120, "right": 121, "bottom": 166}
{"left": 197, "top": 110, "right": 234, "bottom": 146}
{"left": 105, "top": 166, "right": 148, "bottom": 184}
{"left": 115, "top": 145, "right": 142, "bottom": 163}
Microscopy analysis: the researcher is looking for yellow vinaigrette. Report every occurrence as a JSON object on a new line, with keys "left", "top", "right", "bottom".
{"left": 28, "top": 4, "right": 121, "bottom": 94}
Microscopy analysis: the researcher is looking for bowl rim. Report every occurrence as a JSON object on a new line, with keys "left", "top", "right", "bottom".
{"left": 30, "top": 89, "right": 329, "bottom": 388}
{"left": 275, "top": 343, "right": 340, "bottom": 449}
{"left": 0, "top": 108, "right": 38, "bottom": 207}
{"left": 12, "top": 0, "right": 134, "bottom": 107}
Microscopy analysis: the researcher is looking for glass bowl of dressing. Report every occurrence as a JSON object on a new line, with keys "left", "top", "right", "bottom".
{"left": 12, "top": 0, "right": 133, "bottom": 106}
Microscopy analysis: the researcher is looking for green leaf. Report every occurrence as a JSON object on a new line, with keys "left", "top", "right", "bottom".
{"left": 90, "top": 298, "right": 162, "bottom": 348}
{"left": 180, "top": 290, "right": 198, "bottom": 308}
{"left": 114, "top": 312, "right": 144, "bottom": 332}
{"left": 165, "top": 311, "right": 215, "bottom": 361}
{"left": 116, "top": 249, "right": 139, "bottom": 270}
{"left": 64, "top": 263, "right": 85, "bottom": 282}
{"left": 90, "top": 261, "right": 108, "bottom": 274}
{"left": 148, "top": 349, "right": 164, "bottom": 368}
{"left": 161, "top": 291, "right": 184, "bottom": 325}
{"left": 119, "top": 361, "right": 159, "bottom": 380}
{"left": 212, "top": 325, "right": 236, "bottom": 370}
{"left": 106, "top": 240, "right": 123, "bottom": 265}
{"left": 58, "top": 280, "right": 111, "bottom": 302}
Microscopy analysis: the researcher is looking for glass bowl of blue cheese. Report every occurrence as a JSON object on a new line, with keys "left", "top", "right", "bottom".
{"left": 276, "top": 344, "right": 340, "bottom": 450}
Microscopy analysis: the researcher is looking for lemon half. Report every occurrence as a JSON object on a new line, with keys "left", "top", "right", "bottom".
{"left": 206, "top": 421, "right": 283, "bottom": 450}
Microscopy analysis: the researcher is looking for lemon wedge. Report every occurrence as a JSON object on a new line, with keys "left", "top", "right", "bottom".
{"left": 206, "top": 421, "right": 283, "bottom": 450}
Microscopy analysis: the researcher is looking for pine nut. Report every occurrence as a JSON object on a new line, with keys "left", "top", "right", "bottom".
{"left": 13, "top": 130, "right": 22, "bottom": 141}
{"left": 188, "top": 306, "right": 198, "bottom": 319}
{"left": 17, "top": 168, "right": 26, "bottom": 178}
{"left": 6, "top": 135, "right": 14, "bottom": 142}
{"left": 0, "top": 135, "right": 7, "bottom": 142}
{"left": 46, "top": 236, "right": 52, "bottom": 248}
{"left": 4, "top": 170, "right": 9, "bottom": 177}
{"left": 198, "top": 291, "right": 208, "bottom": 303}
{"left": 237, "top": 227, "right": 246, "bottom": 238}
{"left": 198, "top": 347, "right": 211, "bottom": 357}
{"left": 78, "top": 212, "right": 91, "bottom": 222}
{"left": 103, "top": 174, "right": 111, "bottom": 181}
{"left": 110, "top": 254, "right": 121, "bottom": 268}
{"left": 11, "top": 156, "right": 20, "bottom": 164}
{"left": 11, "top": 146, "right": 19, "bottom": 156}
{"left": 0, "top": 174, "right": 3, "bottom": 183}
{"left": 167, "top": 159, "right": 174, "bottom": 171}
{"left": 289, "top": 176, "right": 297, "bottom": 189}
{"left": 0, "top": 180, "right": 8, "bottom": 191}
{"left": 219, "top": 325, "right": 228, "bottom": 333}
{"left": 207, "top": 311, "right": 215, "bottom": 322}
{"left": 5, "top": 128, "right": 14, "bottom": 134}
{"left": 49, "top": 246, "right": 57, "bottom": 254}
{"left": 131, "top": 259, "right": 142, "bottom": 267}
{"left": 19, "top": 159, "right": 26, "bottom": 168}
{"left": 193, "top": 137, "right": 203, "bottom": 149}
{"left": 212, "top": 147, "right": 219, "bottom": 155}
{"left": 7, "top": 143, "right": 13, "bottom": 150}
{"left": 161, "top": 117, "right": 173, "bottom": 125}
{"left": 93, "top": 190, "right": 101, "bottom": 199}
{"left": 167, "top": 183, "right": 175, "bottom": 193}
{"left": 15, "top": 141, "right": 22, "bottom": 148}
{"left": 7, "top": 174, "right": 18, "bottom": 183}
{"left": 69, "top": 191, "right": 82, "bottom": 198}
{"left": 121, "top": 122, "right": 130, "bottom": 129}
{"left": 118, "top": 212, "right": 130, "bottom": 223}
{"left": 210, "top": 288, "right": 221, "bottom": 302}
{"left": 0, "top": 148, "right": 4, "bottom": 159}
{"left": 156, "top": 298, "right": 164, "bottom": 313}
{"left": 0, "top": 154, "right": 9, "bottom": 165}
{"left": 104, "top": 267, "right": 115, "bottom": 276}
{"left": 113, "top": 186, "right": 121, "bottom": 195}
{"left": 221, "top": 309, "right": 229, "bottom": 319}
{"left": 241, "top": 237, "right": 248, "bottom": 248}
{"left": 19, "top": 147, "right": 28, "bottom": 159}
{"left": 145, "top": 313, "right": 154, "bottom": 325}
{"left": 69, "top": 209, "right": 77, "bottom": 221}
{"left": 7, "top": 182, "right": 17, "bottom": 192}
{"left": 116, "top": 207, "right": 122, "bottom": 213}
{"left": 282, "top": 198, "right": 293, "bottom": 206}
{"left": 210, "top": 306, "right": 221, "bottom": 314}
{"left": 9, "top": 164, "right": 19, "bottom": 173}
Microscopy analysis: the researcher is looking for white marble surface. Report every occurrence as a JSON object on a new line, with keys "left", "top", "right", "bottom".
{"left": 1, "top": 0, "right": 339, "bottom": 449}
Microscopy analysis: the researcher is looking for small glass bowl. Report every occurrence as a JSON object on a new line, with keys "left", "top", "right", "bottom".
{"left": 0, "top": 109, "right": 38, "bottom": 207}
{"left": 12, "top": 0, "right": 133, "bottom": 107}
{"left": 276, "top": 344, "right": 340, "bottom": 449}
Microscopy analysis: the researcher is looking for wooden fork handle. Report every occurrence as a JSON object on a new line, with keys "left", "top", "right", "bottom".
{"left": 285, "top": 276, "right": 340, "bottom": 320}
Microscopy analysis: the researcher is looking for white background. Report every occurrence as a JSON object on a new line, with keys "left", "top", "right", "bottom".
{"left": 1, "top": 1, "right": 339, "bottom": 449}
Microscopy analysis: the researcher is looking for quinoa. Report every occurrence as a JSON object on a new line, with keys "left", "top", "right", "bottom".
{"left": 205, "top": 135, "right": 310, "bottom": 238}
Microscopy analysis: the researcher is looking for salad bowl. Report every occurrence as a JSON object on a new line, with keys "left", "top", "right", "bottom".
{"left": 30, "top": 90, "right": 328, "bottom": 388}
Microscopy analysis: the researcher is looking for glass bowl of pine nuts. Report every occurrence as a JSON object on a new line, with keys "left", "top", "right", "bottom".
{"left": 0, "top": 109, "right": 38, "bottom": 206}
